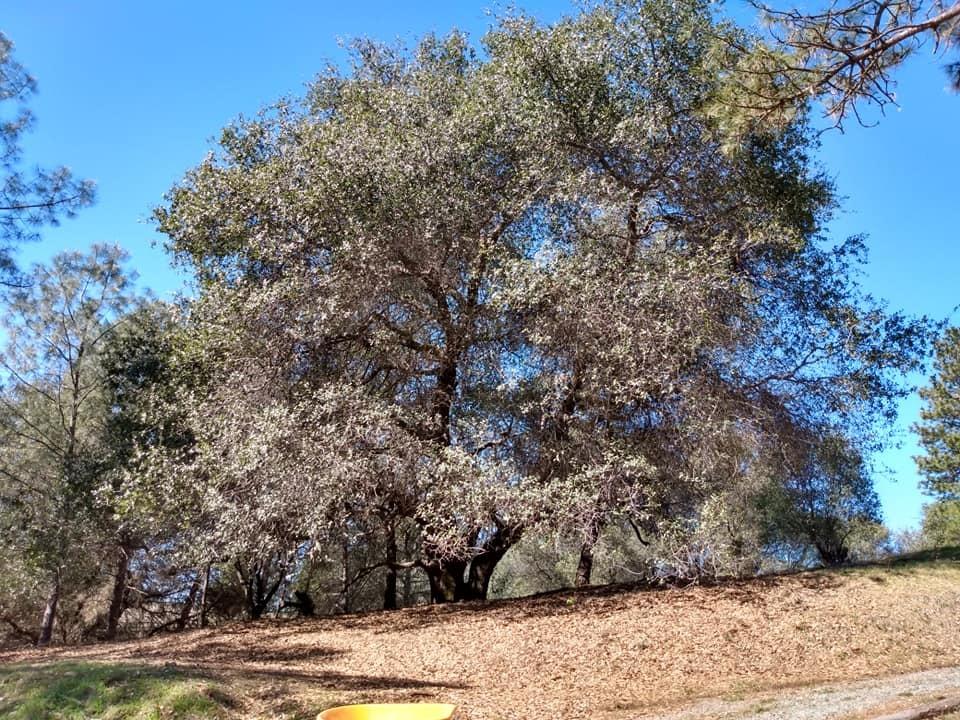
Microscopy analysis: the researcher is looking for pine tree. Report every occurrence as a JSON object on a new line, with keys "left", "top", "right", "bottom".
{"left": 0, "top": 33, "right": 95, "bottom": 284}
{"left": 916, "top": 327, "right": 960, "bottom": 501}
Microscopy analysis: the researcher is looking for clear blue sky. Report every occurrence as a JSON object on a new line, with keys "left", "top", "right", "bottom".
{"left": 4, "top": 1, "right": 957, "bottom": 532}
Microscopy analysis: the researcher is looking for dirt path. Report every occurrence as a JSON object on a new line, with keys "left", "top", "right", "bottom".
{"left": 632, "top": 666, "right": 960, "bottom": 720}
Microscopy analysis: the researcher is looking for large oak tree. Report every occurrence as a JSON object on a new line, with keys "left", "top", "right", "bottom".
{"left": 151, "top": 0, "right": 928, "bottom": 603}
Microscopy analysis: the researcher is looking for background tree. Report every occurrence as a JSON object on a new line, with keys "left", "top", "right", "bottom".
{"left": 0, "top": 245, "right": 137, "bottom": 644}
{"left": 915, "top": 327, "right": 960, "bottom": 547}
{"left": 920, "top": 498, "right": 960, "bottom": 546}
{"left": 916, "top": 327, "right": 960, "bottom": 497}
{"left": 95, "top": 301, "right": 186, "bottom": 638}
{"left": 0, "top": 33, "right": 94, "bottom": 284}
{"left": 759, "top": 432, "right": 882, "bottom": 565}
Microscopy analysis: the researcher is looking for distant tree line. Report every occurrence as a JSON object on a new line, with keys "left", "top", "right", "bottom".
{"left": 0, "top": 0, "right": 950, "bottom": 647}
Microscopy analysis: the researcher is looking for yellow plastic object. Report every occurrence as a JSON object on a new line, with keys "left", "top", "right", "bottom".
{"left": 317, "top": 704, "right": 456, "bottom": 720}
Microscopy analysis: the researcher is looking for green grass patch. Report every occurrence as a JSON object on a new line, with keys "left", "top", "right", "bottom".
{"left": 0, "top": 661, "right": 234, "bottom": 719}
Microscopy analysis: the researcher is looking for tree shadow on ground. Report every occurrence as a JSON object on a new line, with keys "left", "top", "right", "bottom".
{"left": 189, "top": 663, "right": 470, "bottom": 720}
{"left": 133, "top": 637, "right": 348, "bottom": 665}
{"left": 213, "top": 665, "right": 470, "bottom": 691}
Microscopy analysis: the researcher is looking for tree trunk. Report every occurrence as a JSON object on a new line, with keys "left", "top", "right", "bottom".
{"left": 177, "top": 570, "right": 202, "bottom": 630}
{"left": 463, "top": 525, "right": 523, "bottom": 600}
{"left": 247, "top": 574, "right": 267, "bottom": 620}
{"left": 401, "top": 565, "right": 414, "bottom": 607}
{"left": 422, "top": 524, "right": 523, "bottom": 603}
{"left": 383, "top": 526, "right": 398, "bottom": 610}
{"left": 575, "top": 543, "right": 595, "bottom": 588}
{"left": 339, "top": 540, "right": 350, "bottom": 613}
{"left": 575, "top": 519, "right": 603, "bottom": 588}
{"left": 433, "top": 360, "right": 457, "bottom": 446}
{"left": 249, "top": 599, "right": 265, "bottom": 619}
{"left": 463, "top": 551, "right": 502, "bottom": 600}
{"left": 815, "top": 540, "right": 849, "bottom": 566}
{"left": 236, "top": 558, "right": 283, "bottom": 620}
{"left": 37, "top": 573, "right": 61, "bottom": 647}
{"left": 198, "top": 563, "right": 210, "bottom": 628}
{"left": 425, "top": 558, "right": 467, "bottom": 603}
{"left": 104, "top": 544, "right": 131, "bottom": 640}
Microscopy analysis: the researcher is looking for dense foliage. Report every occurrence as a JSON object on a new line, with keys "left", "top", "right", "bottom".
{"left": 151, "top": 0, "right": 925, "bottom": 599}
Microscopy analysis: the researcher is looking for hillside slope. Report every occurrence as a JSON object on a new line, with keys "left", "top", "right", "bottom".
{"left": 2, "top": 553, "right": 960, "bottom": 719}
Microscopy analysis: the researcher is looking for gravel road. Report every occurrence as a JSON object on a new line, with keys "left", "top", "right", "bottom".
{"left": 637, "top": 666, "right": 960, "bottom": 720}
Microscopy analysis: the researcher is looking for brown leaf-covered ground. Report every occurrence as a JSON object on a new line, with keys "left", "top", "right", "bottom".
{"left": 3, "top": 552, "right": 960, "bottom": 719}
